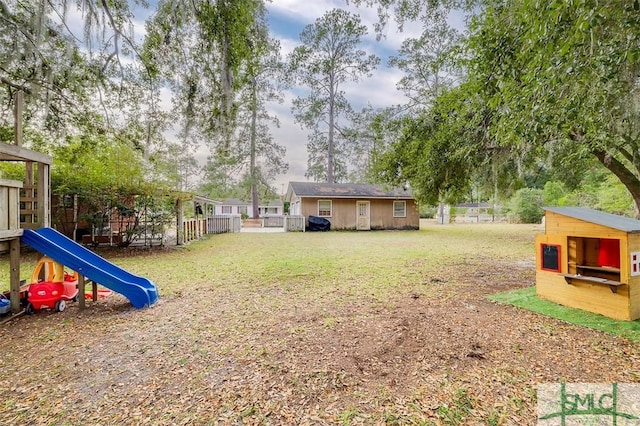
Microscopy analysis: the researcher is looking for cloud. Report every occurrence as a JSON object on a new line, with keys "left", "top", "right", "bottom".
{"left": 267, "top": 92, "right": 310, "bottom": 190}
{"left": 267, "top": 0, "right": 412, "bottom": 52}
{"left": 268, "top": 0, "right": 347, "bottom": 23}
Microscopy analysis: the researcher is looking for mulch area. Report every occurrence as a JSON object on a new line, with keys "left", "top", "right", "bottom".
{"left": 1, "top": 254, "right": 638, "bottom": 425}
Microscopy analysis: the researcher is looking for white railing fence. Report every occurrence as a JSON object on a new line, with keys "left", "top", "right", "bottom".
{"left": 262, "top": 215, "right": 305, "bottom": 231}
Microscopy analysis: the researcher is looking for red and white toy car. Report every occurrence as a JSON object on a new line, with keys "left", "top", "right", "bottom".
{"left": 26, "top": 256, "right": 78, "bottom": 314}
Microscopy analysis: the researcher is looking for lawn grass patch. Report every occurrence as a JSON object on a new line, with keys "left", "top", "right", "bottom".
{"left": 488, "top": 286, "right": 640, "bottom": 342}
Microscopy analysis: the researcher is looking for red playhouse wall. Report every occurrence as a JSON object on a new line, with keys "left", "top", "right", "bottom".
{"left": 598, "top": 238, "right": 621, "bottom": 268}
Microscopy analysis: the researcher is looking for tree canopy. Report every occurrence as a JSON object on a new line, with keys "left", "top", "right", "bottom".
{"left": 369, "top": 0, "right": 640, "bottom": 216}
{"left": 3, "top": 0, "right": 639, "bottom": 217}
{"left": 1, "top": 0, "right": 287, "bottom": 205}
{"left": 463, "top": 0, "right": 640, "bottom": 213}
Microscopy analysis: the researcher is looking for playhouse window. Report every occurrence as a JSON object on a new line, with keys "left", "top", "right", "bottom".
{"left": 541, "top": 244, "right": 561, "bottom": 272}
{"left": 566, "top": 236, "right": 621, "bottom": 281}
{"left": 632, "top": 252, "right": 640, "bottom": 277}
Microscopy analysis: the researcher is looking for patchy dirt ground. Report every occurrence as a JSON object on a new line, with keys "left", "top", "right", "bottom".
{"left": 1, "top": 228, "right": 639, "bottom": 425}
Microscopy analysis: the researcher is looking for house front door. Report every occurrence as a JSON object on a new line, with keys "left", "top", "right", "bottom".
{"left": 356, "top": 201, "right": 370, "bottom": 230}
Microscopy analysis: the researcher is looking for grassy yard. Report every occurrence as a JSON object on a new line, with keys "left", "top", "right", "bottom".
{"left": 1, "top": 221, "right": 638, "bottom": 425}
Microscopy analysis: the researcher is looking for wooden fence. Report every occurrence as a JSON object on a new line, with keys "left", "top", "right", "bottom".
{"left": 262, "top": 215, "right": 305, "bottom": 231}
{"left": 207, "top": 215, "right": 241, "bottom": 234}
{"left": 181, "top": 216, "right": 241, "bottom": 244}
{"left": 182, "top": 215, "right": 301, "bottom": 242}
{"left": 284, "top": 215, "right": 305, "bottom": 232}
{"left": 182, "top": 218, "right": 207, "bottom": 244}
{"left": 263, "top": 215, "right": 284, "bottom": 227}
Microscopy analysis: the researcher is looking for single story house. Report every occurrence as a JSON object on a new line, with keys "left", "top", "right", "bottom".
{"left": 258, "top": 200, "right": 284, "bottom": 217}
{"left": 213, "top": 198, "right": 284, "bottom": 218}
{"left": 285, "top": 182, "right": 419, "bottom": 231}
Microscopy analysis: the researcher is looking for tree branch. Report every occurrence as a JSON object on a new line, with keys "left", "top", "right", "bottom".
{"left": 0, "top": 77, "right": 32, "bottom": 94}
{"left": 592, "top": 148, "right": 640, "bottom": 202}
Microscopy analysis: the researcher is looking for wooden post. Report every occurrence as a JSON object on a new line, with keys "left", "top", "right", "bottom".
{"left": 23, "top": 161, "right": 34, "bottom": 228}
{"left": 78, "top": 274, "right": 86, "bottom": 310}
{"left": 92, "top": 281, "right": 98, "bottom": 301}
{"left": 37, "top": 163, "right": 50, "bottom": 228}
{"left": 73, "top": 194, "right": 78, "bottom": 242}
{"left": 9, "top": 238, "right": 20, "bottom": 313}
{"left": 176, "top": 198, "right": 184, "bottom": 245}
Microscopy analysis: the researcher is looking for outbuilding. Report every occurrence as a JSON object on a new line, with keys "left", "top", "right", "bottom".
{"left": 535, "top": 207, "right": 640, "bottom": 320}
{"left": 285, "top": 182, "right": 419, "bottom": 231}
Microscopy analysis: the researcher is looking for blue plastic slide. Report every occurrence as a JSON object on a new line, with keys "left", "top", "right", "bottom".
{"left": 22, "top": 228, "right": 158, "bottom": 308}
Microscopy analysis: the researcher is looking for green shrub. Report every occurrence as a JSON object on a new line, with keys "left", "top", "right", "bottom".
{"left": 542, "top": 181, "right": 567, "bottom": 206}
{"left": 419, "top": 205, "right": 437, "bottom": 218}
{"left": 505, "top": 188, "right": 544, "bottom": 223}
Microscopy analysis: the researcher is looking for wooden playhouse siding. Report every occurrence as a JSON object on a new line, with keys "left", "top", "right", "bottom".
{"left": 628, "top": 233, "right": 640, "bottom": 320}
{"left": 545, "top": 211, "right": 624, "bottom": 239}
{"left": 300, "top": 197, "right": 419, "bottom": 230}
{"left": 536, "top": 212, "right": 636, "bottom": 320}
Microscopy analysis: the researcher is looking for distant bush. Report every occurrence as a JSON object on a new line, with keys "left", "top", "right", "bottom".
{"left": 542, "top": 181, "right": 567, "bottom": 206}
{"left": 420, "top": 205, "right": 437, "bottom": 218}
{"left": 505, "top": 188, "right": 544, "bottom": 223}
{"left": 595, "top": 174, "right": 634, "bottom": 216}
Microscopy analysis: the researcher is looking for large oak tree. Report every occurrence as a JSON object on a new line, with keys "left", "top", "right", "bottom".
{"left": 463, "top": 0, "right": 640, "bottom": 214}
{"left": 362, "top": 0, "right": 640, "bottom": 215}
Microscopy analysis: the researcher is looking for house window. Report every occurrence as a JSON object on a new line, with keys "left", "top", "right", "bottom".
{"left": 393, "top": 201, "right": 406, "bottom": 218}
{"left": 60, "top": 194, "right": 74, "bottom": 208}
{"left": 541, "top": 244, "right": 561, "bottom": 272}
{"left": 221, "top": 205, "right": 232, "bottom": 214}
{"left": 239, "top": 206, "right": 247, "bottom": 215}
{"left": 318, "top": 200, "right": 332, "bottom": 217}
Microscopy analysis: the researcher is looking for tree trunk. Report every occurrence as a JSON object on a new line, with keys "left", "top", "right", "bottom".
{"left": 492, "top": 160, "right": 498, "bottom": 222}
{"left": 327, "top": 73, "right": 335, "bottom": 183}
{"left": 592, "top": 149, "right": 640, "bottom": 218}
{"left": 250, "top": 79, "right": 259, "bottom": 219}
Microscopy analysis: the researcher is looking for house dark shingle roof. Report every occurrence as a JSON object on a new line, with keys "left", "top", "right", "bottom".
{"left": 288, "top": 182, "right": 413, "bottom": 199}
{"left": 220, "top": 198, "right": 283, "bottom": 207}
{"left": 545, "top": 207, "right": 640, "bottom": 233}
